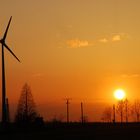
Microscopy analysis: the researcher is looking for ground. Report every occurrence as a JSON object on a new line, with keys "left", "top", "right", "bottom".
{"left": 0, "top": 123, "right": 140, "bottom": 140}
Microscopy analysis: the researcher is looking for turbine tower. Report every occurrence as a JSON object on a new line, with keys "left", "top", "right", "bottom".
{"left": 0, "top": 16, "right": 20, "bottom": 124}
{"left": 6, "top": 98, "right": 10, "bottom": 122}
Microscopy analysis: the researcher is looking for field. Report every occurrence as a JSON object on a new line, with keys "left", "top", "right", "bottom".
{"left": 0, "top": 123, "right": 140, "bottom": 140}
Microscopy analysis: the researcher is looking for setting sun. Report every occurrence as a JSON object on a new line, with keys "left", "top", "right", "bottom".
{"left": 114, "top": 89, "right": 126, "bottom": 100}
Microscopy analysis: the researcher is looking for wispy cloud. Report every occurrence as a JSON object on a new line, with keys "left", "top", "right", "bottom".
{"left": 66, "top": 39, "right": 92, "bottom": 48}
{"left": 99, "top": 38, "right": 108, "bottom": 43}
{"left": 100, "top": 33, "right": 126, "bottom": 43}
{"left": 64, "top": 33, "right": 128, "bottom": 49}
{"left": 98, "top": 33, "right": 128, "bottom": 43}
{"left": 112, "top": 35, "right": 121, "bottom": 41}
{"left": 112, "top": 33, "right": 129, "bottom": 42}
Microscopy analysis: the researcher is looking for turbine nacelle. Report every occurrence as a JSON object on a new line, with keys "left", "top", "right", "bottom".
{"left": 0, "top": 39, "right": 5, "bottom": 44}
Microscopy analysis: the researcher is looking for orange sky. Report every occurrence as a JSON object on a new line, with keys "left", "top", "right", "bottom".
{"left": 0, "top": 0, "right": 140, "bottom": 121}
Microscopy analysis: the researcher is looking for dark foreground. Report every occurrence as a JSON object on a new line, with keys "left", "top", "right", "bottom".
{"left": 0, "top": 123, "right": 140, "bottom": 140}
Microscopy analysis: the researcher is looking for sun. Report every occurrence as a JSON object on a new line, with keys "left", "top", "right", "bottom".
{"left": 114, "top": 89, "right": 126, "bottom": 100}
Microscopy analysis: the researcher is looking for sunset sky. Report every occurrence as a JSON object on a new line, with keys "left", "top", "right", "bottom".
{"left": 0, "top": 0, "right": 140, "bottom": 121}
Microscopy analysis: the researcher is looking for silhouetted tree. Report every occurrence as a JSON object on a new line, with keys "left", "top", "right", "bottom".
{"left": 101, "top": 107, "right": 112, "bottom": 122}
{"left": 116, "top": 100, "right": 125, "bottom": 123}
{"left": 15, "top": 83, "right": 38, "bottom": 124}
{"left": 124, "top": 99, "right": 131, "bottom": 123}
{"left": 131, "top": 100, "right": 140, "bottom": 122}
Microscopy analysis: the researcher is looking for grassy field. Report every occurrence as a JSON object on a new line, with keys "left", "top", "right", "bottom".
{"left": 0, "top": 123, "right": 140, "bottom": 140}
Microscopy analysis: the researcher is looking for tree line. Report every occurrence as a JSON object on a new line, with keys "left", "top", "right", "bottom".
{"left": 101, "top": 99, "right": 140, "bottom": 123}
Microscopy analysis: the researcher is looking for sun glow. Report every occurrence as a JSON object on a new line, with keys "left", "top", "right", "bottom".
{"left": 114, "top": 89, "right": 126, "bottom": 100}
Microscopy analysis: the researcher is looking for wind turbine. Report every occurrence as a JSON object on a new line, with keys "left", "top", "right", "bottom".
{"left": 0, "top": 16, "right": 20, "bottom": 124}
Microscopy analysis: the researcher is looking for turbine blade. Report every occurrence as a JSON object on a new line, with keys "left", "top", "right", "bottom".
{"left": 4, "top": 43, "right": 20, "bottom": 62}
{"left": 3, "top": 16, "right": 12, "bottom": 40}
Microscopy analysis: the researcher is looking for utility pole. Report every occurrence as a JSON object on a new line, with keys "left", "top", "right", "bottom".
{"left": 113, "top": 104, "right": 115, "bottom": 123}
{"left": 81, "top": 102, "right": 84, "bottom": 123}
{"left": 64, "top": 98, "right": 71, "bottom": 123}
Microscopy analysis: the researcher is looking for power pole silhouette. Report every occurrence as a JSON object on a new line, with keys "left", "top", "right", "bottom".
{"left": 113, "top": 104, "right": 115, "bottom": 123}
{"left": 6, "top": 98, "right": 10, "bottom": 123}
{"left": 64, "top": 98, "right": 71, "bottom": 123}
{"left": 81, "top": 102, "right": 84, "bottom": 123}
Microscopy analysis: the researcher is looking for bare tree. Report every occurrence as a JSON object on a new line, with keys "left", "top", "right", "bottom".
{"left": 131, "top": 100, "right": 140, "bottom": 122}
{"left": 101, "top": 107, "right": 112, "bottom": 122}
{"left": 116, "top": 100, "right": 126, "bottom": 123}
{"left": 15, "top": 83, "right": 38, "bottom": 123}
{"left": 124, "top": 99, "right": 131, "bottom": 123}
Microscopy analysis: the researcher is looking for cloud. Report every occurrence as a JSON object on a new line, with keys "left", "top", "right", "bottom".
{"left": 99, "top": 33, "right": 126, "bottom": 44}
{"left": 66, "top": 39, "right": 91, "bottom": 48}
{"left": 64, "top": 33, "right": 128, "bottom": 49}
{"left": 112, "top": 33, "right": 129, "bottom": 42}
{"left": 99, "top": 38, "right": 108, "bottom": 43}
{"left": 112, "top": 35, "right": 121, "bottom": 42}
